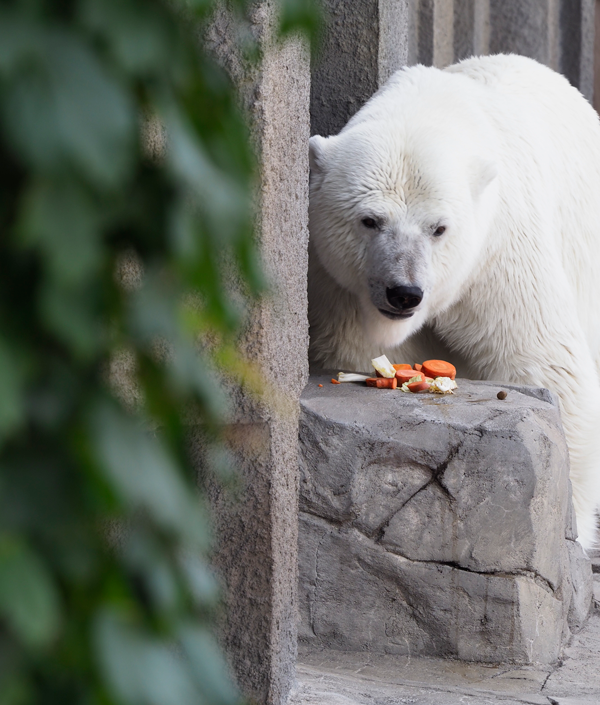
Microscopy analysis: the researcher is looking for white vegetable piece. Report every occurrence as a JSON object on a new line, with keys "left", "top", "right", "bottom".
{"left": 337, "top": 372, "right": 370, "bottom": 383}
{"left": 371, "top": 354, "right": 396, "bottom": 378}
{"left": 430, "top": 376, "right": 458, "bottom": 394}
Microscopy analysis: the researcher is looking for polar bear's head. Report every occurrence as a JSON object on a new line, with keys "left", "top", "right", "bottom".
{"left": 309, "top": 114, "right": 499, "bottom": 349}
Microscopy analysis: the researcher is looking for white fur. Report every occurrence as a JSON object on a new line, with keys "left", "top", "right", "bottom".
{"left": 309, "top": 54, "right": 600, "bottom": 550}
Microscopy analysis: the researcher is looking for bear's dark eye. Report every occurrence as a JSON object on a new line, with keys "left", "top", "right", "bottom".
{"left": 433, "top": 225, "right": 446, "bottom": 236}
{"left": 361, "top": 217, "right": 378, "bottom": 229}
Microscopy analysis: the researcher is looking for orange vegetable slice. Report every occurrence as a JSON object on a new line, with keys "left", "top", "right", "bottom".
{"left": 395, "top": 369, "right": 422, "bottom": 382}
{"left": 366, "top": 377, "right": 397, "bottom": 389}
{"left": 421, "top": 359, "right": 456, "bottom": 380}
{"left": 407, "top": 378, "right": 430, "bottom": 392}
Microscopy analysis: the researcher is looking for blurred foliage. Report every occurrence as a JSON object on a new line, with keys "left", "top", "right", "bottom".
{"left": 0, "top": 0, "right": 320, "bottom": 704}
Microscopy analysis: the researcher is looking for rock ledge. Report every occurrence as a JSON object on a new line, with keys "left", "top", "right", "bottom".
{"left": 298, "top": 375, "right": 592, "bottom": 664}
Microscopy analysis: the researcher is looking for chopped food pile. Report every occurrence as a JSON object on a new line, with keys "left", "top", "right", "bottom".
{"left": 334, "top": 355, "right": 458, "bottom": 394}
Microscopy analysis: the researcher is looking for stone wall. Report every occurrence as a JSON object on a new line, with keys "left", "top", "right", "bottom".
{"left": 312, "top": 0, "right": 596, "bottom": 138}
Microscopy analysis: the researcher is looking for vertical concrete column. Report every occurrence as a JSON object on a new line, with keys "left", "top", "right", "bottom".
{"left": 204, "top": 4, "right": 310, "bottom": 704}
{"left": 310, "top": 0, "right": 412, "bottom": 136}
{"left": 487, "top": 0, "right": 594, "bottom": 101}
{"left": 559, "top": 0, "right": 595, "bottom": 101}
{"left": 433, "top": 0, "right": 454, "bottom": 66}
{"left": 417, "top": 0, "right": 459, "bottom": 68}
{"left": 473, "top": 0, "right": 491, "bottom": 56}
{"left": 594, "top": 0, "right": 600, "bottom": 112}
{"left": 453, "top": 0, "right": 490, "bottom": 60}
{"left": 489, "top": 0, "right": 560, "bottom": 67}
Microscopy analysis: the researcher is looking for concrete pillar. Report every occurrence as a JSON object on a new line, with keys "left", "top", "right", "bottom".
{"left": 454, "top": 0, "right": 490, "bottom": 60}
{"left": 433, "top": 0, "right": 454, "bottom": 67}
{"left": 559, "top": 0, "right": 595, "bottom": 101}
{"left": 312, "top": 0, "right": 596, "bottom": 138}
{"left": 487, "top": 0, "right": 595, "bottom": 101}
{"left": 310, "top": 0, "right": 412, "bottom": 136}
{"left": 312, "top": 0, "right": 596, "bottom": 135}
{"left": 594, "top": 0, "right": 600, "bottom": 112}
{"left": 489, "top": 0, "right": 560, "bottom": 67}
{"left": 204, "top": 5, "right": 310, "bottom": 704}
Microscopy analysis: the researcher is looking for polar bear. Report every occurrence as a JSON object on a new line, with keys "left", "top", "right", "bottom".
{"left": 308, "top": 54, "right": 600, "bottom": 551}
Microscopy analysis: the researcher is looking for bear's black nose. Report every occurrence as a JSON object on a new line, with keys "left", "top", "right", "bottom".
{"left": 386, "top": 285, "right": 423, "bottom": 311}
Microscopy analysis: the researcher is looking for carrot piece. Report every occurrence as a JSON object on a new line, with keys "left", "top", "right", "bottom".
{"left": 414, "top": 363, "right": 422, "bottom": 372}
{"left": 331, "top": 378, "right": 341, "bottom": 384}
{"left": 318, "top": 384, "right": 323, "bottom": 388}
{"left": 395, "top": 369, "right": 422, "bottom": 382}
{"left": 407, "top": 378, "right": 430, "bottom": 392}
{"left": 421, "top": 359, "right": 456, "bottom": 380}
{"left": 378, "top": 363, "right": 411, "bottom": 377}
{"left": 366, "top": 377, "right": 397, "bottom": 389}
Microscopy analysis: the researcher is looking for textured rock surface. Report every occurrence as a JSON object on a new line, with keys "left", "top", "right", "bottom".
{"left": 201, "top": 7, "right": 310, "bottom": 704}
{"left": 290, "top": 611, "right": 600, "bottom": 704}
{"left": 298, "top": 374, "right": 592, "bottom": 664}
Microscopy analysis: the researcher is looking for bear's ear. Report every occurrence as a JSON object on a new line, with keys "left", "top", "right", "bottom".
{"left": 309, "top": 135, "right": 330, "bottom": 175}
{"left": 470, "top": 159, "right": 498, "bottom": 199}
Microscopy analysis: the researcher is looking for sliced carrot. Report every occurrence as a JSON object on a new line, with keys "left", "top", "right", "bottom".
{"left": 331, "top": 378, "right": 341, "bottom": 384}
{"left": 421, "top": 359, "right": 456, "bottom": 380}
{"left": 395, "top": 369, "right": 422, "bottom": 382}
{"left": 379, "top": 364, "right": 412, "bottom": 376}
{"left": 318, "top": 384, "right": 323, "bottom": 388}
{"left": 407, "top": 378, "right": 430, "bottom": 392}
{"left": 366, "top": 377, "right": 397, "bottom": 389}
{"left": 414, "top": 363, "right": 422, "bottom": 372}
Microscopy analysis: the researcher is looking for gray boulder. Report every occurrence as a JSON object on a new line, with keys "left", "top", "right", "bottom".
{"left": 299, "top": 375, "right": 592, "bottom": 664}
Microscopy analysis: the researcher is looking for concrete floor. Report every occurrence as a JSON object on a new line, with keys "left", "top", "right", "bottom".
{"left": 290, "top": 553, "right": 600, "bottom": 705}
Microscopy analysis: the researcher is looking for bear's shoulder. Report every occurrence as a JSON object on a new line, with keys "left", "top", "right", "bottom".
{"left": 445, "top": 53, "right": 574, "bottom": 95}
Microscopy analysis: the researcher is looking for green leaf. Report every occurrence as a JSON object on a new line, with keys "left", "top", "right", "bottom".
{"left": 168, "top": 342, "right": 229, "bottom": 422}
{"left": 79, "top": 0, "right": 177, "bottom": 75}
{"left": 4, "top": 29, "right": 135, "bottom": 186}
{"left": 177, "top": 551, "right": 219, "bottom": 607}
{"left": 123, "top": 528, "right": 180, "bottom": 612}
{"left": 94, "top": 608, "right": 202, "bottom": 705}
{"left": 90, "top": 401, "right": 210, "bottom": 547}
{"left": 279, "top": 0, "right": 323, "bottom": 39}
{"left": 164, "top": 108, "right": 248, "bottom": 241}
{"left": 0, "top": 537, "right": 60, "bottom": 647}
{"left": 178, "top": 624, "right": 239, "bottom": 705}
{"left": 128, "top": 272, "right": 180, "bottom": 346}
{"left": 169, "top": 0, "right": 215, "bottom": 13}
{"left": 40, "top": 279, "right": 100, "bottom": 360}
{"left": 0, "top": 674, "right": 32, "bottom": 705}
{"left": 0, "top": 13, "right": 40, "bottom": 75}
{"left": 0, "top": 341, "right": 26, "bottom": 444}
{"left": 17, "top": 178, "right": 103, "bottom": 285}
